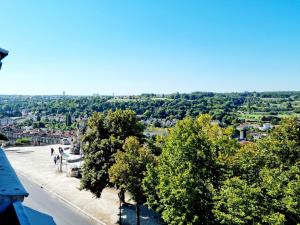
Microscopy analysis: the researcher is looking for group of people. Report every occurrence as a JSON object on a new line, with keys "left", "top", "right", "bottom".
{"left": 51, "top": 147, "right": 64, "bottom": 165}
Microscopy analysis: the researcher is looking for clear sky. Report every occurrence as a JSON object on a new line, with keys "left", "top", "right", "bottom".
{"left": 0, "top": 0, "right": 299, "bottom": 95}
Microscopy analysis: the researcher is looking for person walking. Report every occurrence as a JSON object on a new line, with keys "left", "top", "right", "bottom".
{"left": 51, "top": 148, "right": 54, "bottom": 156}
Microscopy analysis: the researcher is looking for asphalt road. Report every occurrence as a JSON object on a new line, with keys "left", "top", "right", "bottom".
{"left": 19, "top": 173, "right": 98, "bottom": 225}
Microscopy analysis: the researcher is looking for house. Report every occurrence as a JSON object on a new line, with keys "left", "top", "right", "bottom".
{"left": 21, "top": 110, "right": 29, "bottom": 117}
{"left": 23, "top": 126, "right": 33, "bottom": 131}
{"left": 259, "top": 123, "right": 272, "bottom": 131}
{"left": 0, "top": 117, "right": 14, "bottom": 126}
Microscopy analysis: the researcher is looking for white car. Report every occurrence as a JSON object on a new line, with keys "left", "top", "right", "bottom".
{"left": 61, "top": 138, "right": 70, "bottom": 145}
{"left": 67, "top": 165, "right": 81, "bottom": 177}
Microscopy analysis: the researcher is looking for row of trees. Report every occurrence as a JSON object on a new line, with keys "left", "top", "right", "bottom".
{"left": 4, "top": 92, "right": 300, "bottom": 127}
{"left": 1, "top": 94, "right": 244, "bottom": 121}
{"left": 81, "top": 109, "right": 300, "bottom": 225}
{"left": 146, "top": 116, "right": 300, "bottom": 224}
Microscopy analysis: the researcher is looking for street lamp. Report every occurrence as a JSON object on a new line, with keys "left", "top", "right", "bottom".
{"left": 0, "top": 48, "right": 9, "bottom": 71}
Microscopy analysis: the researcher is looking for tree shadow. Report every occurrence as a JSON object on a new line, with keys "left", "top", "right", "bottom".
{"left": 3, "top": 149, "right": 34, "bottom": 154}
{"left": 118, "top": 203, "right": 163, "bottom": 225}
{"left": 16, "top": 150, "right": 34, "bottom": 154}
{"left": 3, "top": 149, "right": 20, "bottom": 152}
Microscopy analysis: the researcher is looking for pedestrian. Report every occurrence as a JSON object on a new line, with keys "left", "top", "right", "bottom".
{"left": 51, "top": 148, "right": 54, "bottom": 156}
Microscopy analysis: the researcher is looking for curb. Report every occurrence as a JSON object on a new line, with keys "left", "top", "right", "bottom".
{"left": 16, "top": 170, "right": 107, "bottom": 225}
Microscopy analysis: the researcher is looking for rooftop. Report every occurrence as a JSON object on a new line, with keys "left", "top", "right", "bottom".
{"left": 13, "top": 201, "right": 56, "bottom": 225}
{"left": 0, "top": 48, "right": 8, "bottom": 60}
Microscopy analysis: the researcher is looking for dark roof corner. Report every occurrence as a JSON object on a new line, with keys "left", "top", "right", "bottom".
{"left": 0, "top": 48, "right": 9, "bottom": 60}
{"left": 0, "top": 48, "right": 9, "bottom": 70}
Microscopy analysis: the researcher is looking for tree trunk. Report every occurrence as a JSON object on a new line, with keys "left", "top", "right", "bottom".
{"left": 136, "top": 204, "right": 140, "bottom": 225}
{"left": 118, "top": 190, "right": 123, "bottom": 225}
{"left": 119, "top": 189, "right": 125, "bottom": 204}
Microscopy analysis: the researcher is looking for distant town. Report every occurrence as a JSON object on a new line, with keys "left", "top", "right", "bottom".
{"left": 1, "top": 92, "right": 299, "bottom": 148}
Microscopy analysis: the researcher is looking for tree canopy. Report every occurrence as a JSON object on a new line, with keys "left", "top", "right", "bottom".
{"left": 213, "top": 117, "right": 300, "bottom": 225}
{"left": 80, "top": 109, "right": 144, "bottom": 197}
{"left": 109, "top": 136, "right": 155, "bottom": 225}
{"left": 143, "top": 114, "right": 238, "bottom": 225}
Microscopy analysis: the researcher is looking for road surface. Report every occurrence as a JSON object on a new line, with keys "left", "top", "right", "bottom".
{"left": 19, "top": 173, "right": 98, "bottom": 225}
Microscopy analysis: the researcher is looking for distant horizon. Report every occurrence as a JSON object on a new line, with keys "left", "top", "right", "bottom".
{"left": 0, "top": 90, "right": 300, "bottom": 97}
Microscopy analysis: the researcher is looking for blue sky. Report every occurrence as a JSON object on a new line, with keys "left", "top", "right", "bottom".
{"left": 0, "top": 0, "right": 299, "bottom": 95}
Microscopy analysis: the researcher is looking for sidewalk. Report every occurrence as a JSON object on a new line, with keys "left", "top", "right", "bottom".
{"left": 5, "top": 145, "right": 162, "bottom": 225}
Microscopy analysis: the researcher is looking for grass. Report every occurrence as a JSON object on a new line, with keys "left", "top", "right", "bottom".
{"left": 238, "top": 111, "right": 300, "bottom": 122}
{"left": 108, "top": 97, "right": 172, "bottom": 103}
{"left": 145, "top": 127, "right": 168, "bottom": 136}
{"left": 108, "top": 98, "right": 139, "bottom": 103}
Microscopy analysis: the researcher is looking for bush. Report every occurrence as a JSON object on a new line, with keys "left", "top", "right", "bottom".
{"left": 15, "top": 138, "right": 32, "bottom": 146}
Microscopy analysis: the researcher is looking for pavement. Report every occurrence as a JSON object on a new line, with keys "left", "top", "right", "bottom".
{"left": 4, "top": 145, "right": 162, "bottom": 225}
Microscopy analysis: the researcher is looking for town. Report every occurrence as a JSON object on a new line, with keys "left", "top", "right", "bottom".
{"left": 2, "top": 92, "right": 299, "bottom": 148}
{"left": 1, "top": 1, "right": 300, "bottom": 225}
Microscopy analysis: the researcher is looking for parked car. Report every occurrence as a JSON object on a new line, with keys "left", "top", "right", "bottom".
{"left": 67, "top": 165, "right": 81, "bottom": 178}
{"left": 61, "top": 138, "right": 70, "bottom": 145}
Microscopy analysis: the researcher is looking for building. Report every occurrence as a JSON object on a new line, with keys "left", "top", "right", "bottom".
{"left": 259, "top": 123, "right": 272, "bottom": 131}
{"left": 237, "top": 124, "right": 251, "bottom": 140}
{"left": 0, "top": 117, "right": 14, "bottom": 126}
{"left": 0, "top": 48, "right": 55, "bottom": 224}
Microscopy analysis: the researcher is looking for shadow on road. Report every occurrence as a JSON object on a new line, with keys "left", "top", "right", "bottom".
{"left": 16, "top": 151, "right": 34, "bottom": 154}
{"left": 4, "top": 149, "right": 34, "bottom": 154}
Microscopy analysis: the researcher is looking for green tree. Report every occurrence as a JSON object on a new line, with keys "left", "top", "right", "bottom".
{"left": 33, "top": 121, "right": 45, "bottom": 128}
{"left": 106, "top": 109, "right": 144, "bottom": 141}
{"left": 144, "top": 114, "right": 237, "bottom": 225}
{"left": 214, "top": 166, "right": 300, "bottom": 225}
{"left": 109, "top": 136, "right": 154, "bottom": 225}
{"left": 80, "top": 109, "right": 144, "bottom": 198}
{"left": 65, "top": 113, "right": 72, "bottom": 127}
{"left": 213, "top": 117, "right": 300, "bottom": 225}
